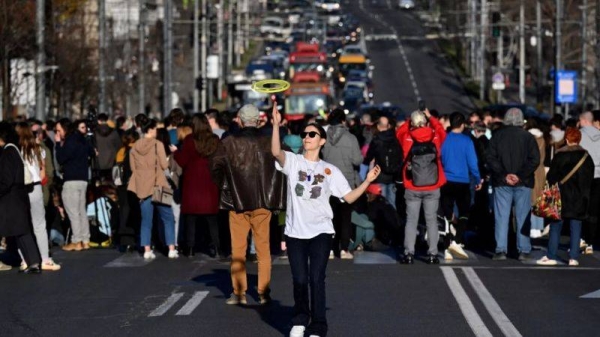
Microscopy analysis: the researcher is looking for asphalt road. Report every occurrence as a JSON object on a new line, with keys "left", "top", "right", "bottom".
{"left": 1, "top": 246, "right": 599, "bottom": 337}
{"left": 345, "top": 0, "right": 475, "bottom": 115}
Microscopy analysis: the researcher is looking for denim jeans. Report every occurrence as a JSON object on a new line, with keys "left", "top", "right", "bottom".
{"left": 140, "top": 197, "right": 175, "bottom": 247}
{"left": 286, "top": 233, "right": 333, "bottom": 337}
{"left": 530, "top": 214, "right": 544, "bottom": 231}
{"left": 547, "top": 219, "right": 582, "bottom": 260}
{"left": 381, "top": 183, "right": 397, "bottom": 210}
{"left": 493, "top": 186, "right": 532, "bottom": 254}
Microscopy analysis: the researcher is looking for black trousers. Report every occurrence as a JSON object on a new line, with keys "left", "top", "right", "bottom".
{"left": 330, "top": 197, "right": 352, "bottom": 254}
{"left": 185, "top": 214, "right": 221, "bottom": 255}
{"left": 17, "top": 233, "right": 41, "bottom": 266}
{"left": 583, "top": 178, "right": 600, "bottom": 247}
{"left": 440, "top": 181, "right": 471, "bottom": 244}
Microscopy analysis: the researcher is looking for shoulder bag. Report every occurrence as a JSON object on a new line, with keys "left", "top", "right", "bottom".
{"left": 533, "top": 152, "right": 588, "bottom": 220}
{"left": 151, "top": 143, "right": 174, "bottom": 206}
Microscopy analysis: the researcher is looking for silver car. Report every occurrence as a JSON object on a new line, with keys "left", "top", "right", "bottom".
{"left": 398, "top": 0, "right": 415, "bottom": 10}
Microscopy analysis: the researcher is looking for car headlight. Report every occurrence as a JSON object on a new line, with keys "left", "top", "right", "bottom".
{"left": 321, "top": 4, "right": 327, "bottom": 9}
{"left": 339, "top": 77, "right": 346, "bottom": 82}
{"left": 339, "top": 100, "right": 345, "bottom": 106}
{"left": 344, "top": 109, "right": 349, "bottom": 114}
{"left": 333, "top": 3, "right": 340, "bottom": 8}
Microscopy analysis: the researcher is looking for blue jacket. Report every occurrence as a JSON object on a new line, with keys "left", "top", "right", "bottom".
{"left": 56, "top": 133, "right": 94, "bottom": 182}
{"left": 441, "top": 132, "right": 480, "bottom": 184}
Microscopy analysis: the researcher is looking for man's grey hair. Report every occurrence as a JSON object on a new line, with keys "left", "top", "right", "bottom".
{"left": 580, "top": 111, "right": 593, "bottom": 123}
{"left": 503, "top": 108, "right": 524, "bottom": 127}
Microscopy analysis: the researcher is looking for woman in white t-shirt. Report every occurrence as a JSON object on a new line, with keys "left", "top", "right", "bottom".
{"left": 271, "top": 97, "right": 380, "bottom": 337}
{"left": 16, "top": 123, "right": 61, "bottom": 271}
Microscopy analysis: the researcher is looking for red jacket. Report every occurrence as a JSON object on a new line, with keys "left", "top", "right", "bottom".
{"left": 174, "top": 135, "right": 219, "bottom": 215}
{"left": 395, "top": 116, "right": 447, "bottom": 191}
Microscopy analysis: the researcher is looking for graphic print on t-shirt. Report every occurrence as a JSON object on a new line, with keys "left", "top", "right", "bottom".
{"left": 296, "top": 169, "right": 323, "bottom": 199}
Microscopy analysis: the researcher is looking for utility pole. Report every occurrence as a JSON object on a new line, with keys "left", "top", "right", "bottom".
{"left": 470, "top": 0, "right": 477, "bottom": 77}
{"left": 497, "top": 3, "right": 503, "bottom": 103}
{"left": 99, "top": 0, "right": 107, "bottom": 115}
{"left": 201, "top": 0, "right": 208, "bottom": 112}
{"left": 193, "top": 0, "right": 199, "bottom": 112}
{"left": 519, "top": 0, "right": 525, "bottom": 103}
{"left": 139, "top": 0, "right": 146, "bottom": 116}
{"left": 36, "top": 0, "right": 45, "bottom": 120}
{"left": 244, "top": 0, "right": 249, "bottom": 50}
{"left": 163, "top": 0, "right": 173, "bottom": 116}
{"left": 479, "top": 0, "right": 487, "bottom": 101}
{"left": 236, "top": 0, "right": 242, "bottom": 66}
{"left": 227, "top": 0, "right": 233, "bottom": 70}
{"left": 217, "top": 1, "right": 224, "bottom": 101}
{"left": 536, "top": 0, "right": 543, "bottom": 105}
{"left": 555, "top": 0, "right": 562, "bottom": 116}
{"left": 596, "top": 0, "right": 600, "bottom": 108}
{"left": 581, "top": 0, "right": 588, "bottom": 107}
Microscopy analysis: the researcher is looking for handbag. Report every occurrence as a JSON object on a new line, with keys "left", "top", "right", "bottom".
{"left": 532, "top": 152, "right": 588, "bottom": 220}
{"left": 151, "top": 143, "right": 174, "bottom": 206}
{"left": 112, "top": 164, "right": 124, "bottom": 186}
{"left": 5, "top": 144, "right": 33, "bottom": 186}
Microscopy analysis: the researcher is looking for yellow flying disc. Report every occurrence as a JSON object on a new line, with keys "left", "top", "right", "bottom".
{"left": 251, "top": 79, "right": 291, "bottom": 93}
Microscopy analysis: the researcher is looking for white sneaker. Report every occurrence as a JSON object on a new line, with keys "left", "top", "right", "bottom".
{"left": 289, "top": 325, "right": 305, "bottom": 337}
{"left": 168, "top": 250, "right": 179, "bottom": 259}
{"left": 530, "top": 229, "right": 542, "bottom": 239}
{"left": 340, "top": 250, "right": 354, "bottom": 260}
{"left": 448, "top": 241, "right": 468, "bottom": 259}
{"left": 329, "top": 250, "right": 334, "bottom": 260}
{"left": 569, "top": 259, "right": 579, "bottom": 266}
{"left": 584, "top": 245, "right": 594, "bottom": 255}
{"left": 143, "top": 251, "right": 156, "bottom": 260}
{"left": 580, "top": 239, "right": 588, "bottom": 249}
{"left": 444, "top": 249, "right": 453, "bottom": 261}
{"left": 541, "top": 225, "right": 550, "bottom": 237}
{"left": 536, "top": 256, "right": 557, "bottom": 266}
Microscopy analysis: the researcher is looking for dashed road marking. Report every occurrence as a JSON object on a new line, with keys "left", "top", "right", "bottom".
{"left": 148, "top": 293, "right": 185, "bottom": 317}
{"left": 175, "top": 291, "right": 209, "bottom": 316}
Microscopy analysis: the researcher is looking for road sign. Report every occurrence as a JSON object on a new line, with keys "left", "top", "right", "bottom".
{"left": 555, "top": 70, "right": 577, "bottom": 104}
{"left": 492, "top": 72, "right": 505, "bottom": 91}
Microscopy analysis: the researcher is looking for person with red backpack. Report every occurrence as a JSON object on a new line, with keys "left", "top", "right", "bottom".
{"left": 396, "top": 109, "right": 447, "bottom": 264}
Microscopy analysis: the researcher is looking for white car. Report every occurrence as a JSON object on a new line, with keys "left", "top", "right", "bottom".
{"left": 398, "top": 0, "right": 415, "bottom": 9}
{"left": 315, "top": 0, "right": 341, "bottom": 12}
{"left": 259, "top": 17, "right": 292, "bottom": 37}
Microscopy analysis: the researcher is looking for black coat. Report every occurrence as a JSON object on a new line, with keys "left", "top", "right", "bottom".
{"left": 486, "top": 126, "right": 540, "bottom": 188}
{"left": 0, "top": 145, "right": 32, "bottom": 237}
{"left": 546, "top": 146, "right": 595, "bottom": 220}
{"left": 363, "top": 129, "right": 403, "bottom": 184}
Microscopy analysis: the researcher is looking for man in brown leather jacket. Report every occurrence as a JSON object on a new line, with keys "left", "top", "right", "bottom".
{"left": 210, "top": 104, "right": 286, "bottom": 305}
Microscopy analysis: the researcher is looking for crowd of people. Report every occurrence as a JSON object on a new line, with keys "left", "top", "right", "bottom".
{"left": 0, "top": 102, "right": 599, "bottom": 336}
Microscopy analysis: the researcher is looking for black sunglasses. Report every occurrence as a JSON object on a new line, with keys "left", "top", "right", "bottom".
{"left": 301, "top": 131, "right": 320, "bottom": 139}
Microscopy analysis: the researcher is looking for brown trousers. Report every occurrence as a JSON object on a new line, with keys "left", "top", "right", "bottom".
{"left": 229, "top": 208, "right": 272, "bottom": 295}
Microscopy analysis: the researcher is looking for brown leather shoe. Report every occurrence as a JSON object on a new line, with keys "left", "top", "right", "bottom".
{"left": 62, "top": 242, "right": 83, "bottom": 251}
{"left": 82, "top": 242, "right": 90, "bottom": 250}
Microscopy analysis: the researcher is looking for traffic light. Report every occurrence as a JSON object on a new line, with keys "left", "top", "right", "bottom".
{"left": 492, "top": 12, "right": 501, "bottom": 38}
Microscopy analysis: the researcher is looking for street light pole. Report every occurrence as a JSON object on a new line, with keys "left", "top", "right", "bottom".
{"left": 139, "top": 0, "right": 146, "bottom": 116}
{"left": 519, "top": 0, "right": 525, "bottom": 104}
{"left": 201, "top": 0, "right": 208, "bottom": 112}
{"left": 479, "top": 0, "right": 487, "bottom": 101}
{"left": 163, "top": 0, "right": 173, "bottom": 116}
{"left": 217, "top": 1, "right": 224, "bottom": 101}
{"left": 99, "top": 0, "right": 107, "bottom": 115}
{"left": 555, "top": 0, "right": 562, "bottom": 115}
{"left": 193, "top": 0, "right": 199, "bottom": 112}
{"left": 581, "top": 0, "right": 588, "bottom": 107}
{"left": 236, "top": 0, "right": 242, "bottom": 66}
{"left": 536, "top": 0, "right": 543, "bottom": 105}
{"left": 36, "top": 0, "right": 45, "bottom": 121}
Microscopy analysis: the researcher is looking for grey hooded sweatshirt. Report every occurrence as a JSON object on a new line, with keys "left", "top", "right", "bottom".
{"left": 322, "top": 124, "right": 363, "bottom": 187}
{"left": 580, "top": 126, "right": 600, "bottom": 178}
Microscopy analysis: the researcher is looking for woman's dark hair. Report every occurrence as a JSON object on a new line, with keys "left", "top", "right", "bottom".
{"left": 0, "top": 121, "right": 18, "bottom": 145}
{"left": 327, "top": 109, "right": 346, "bottom": 126}
{"left": 135, "top": 113, "right": 149, "bottom": 128}
{"left": 156, "top": 128, "right": 172, "bottom": 155}
{"left": 192, "top": 113, "right": 219, "bottom": 157}
{"left": 168, "top": 108, "right": 185, "bottom": 127}
{"left": 121, "top": 129, "right": 139, "bottom": 148}
{"left": 116, "top": 116, "right": 126, "bottom": 130}
{"left": 57, "top": 118, "right": 75, "bottom": 137}
{"left": 304, "top": 122, "right": 327, "bottom": 141}
{"left": 141, "top": 119, "right": 157, "bottom": 134}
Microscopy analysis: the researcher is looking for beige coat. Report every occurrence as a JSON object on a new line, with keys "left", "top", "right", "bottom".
{"left": 128, "top": 138, "right": 169, "bottom": 199}
{"left": 529, "top": 129, "right": 546, "bottom": 204}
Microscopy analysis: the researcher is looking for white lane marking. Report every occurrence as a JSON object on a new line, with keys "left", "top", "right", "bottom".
{"left": 440, "top": 267, "right": 494, "bottom": 337}
{"left": 580, "top": 289, "right": 600, "bottom": 298}
{"left": 175, "top": 291, "right": 210, "bottom": 315}
{"left": 148, "top": 293, "right": 185, "bottom": 317}
{"left": 462, "top": 267, "right": 523, "bottom": 337}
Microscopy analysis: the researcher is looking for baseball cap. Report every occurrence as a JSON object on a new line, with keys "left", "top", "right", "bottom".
{"left": 366, "top": 184, "right": 382, "bottom": 196}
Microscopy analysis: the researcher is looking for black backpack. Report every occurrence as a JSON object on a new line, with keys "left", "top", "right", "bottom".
{"left": 375, "top": 140, "right": 402, "bottom": 176}
{"left": 406, "top": 140, "right": 438, "bottom": 187}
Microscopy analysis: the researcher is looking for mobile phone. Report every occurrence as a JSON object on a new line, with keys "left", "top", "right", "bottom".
{"left": 418, "top": 100, "right": 426, "bottom": 112}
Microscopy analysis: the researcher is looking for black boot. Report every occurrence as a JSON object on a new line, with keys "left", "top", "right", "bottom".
{"left": 401, "top": 253, "right": 414, "bottom": 264}
{"left": 426, "top": 254, "right": 440, "bottom": 264}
